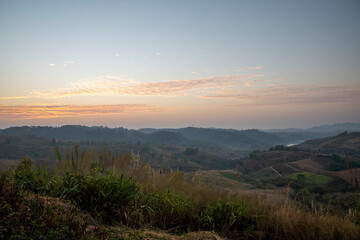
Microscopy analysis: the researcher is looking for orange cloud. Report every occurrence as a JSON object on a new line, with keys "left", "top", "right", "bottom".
{"left": 201, "top": 83, "right": 360, "bottom": 106}
{"left": 1, "top": 74, "right": 261, "bottom": 100}
{"left": 0, "top": 104, "right": 160, "bottom": 119}
{"left": 0, "top": 96, "right": 29, "bottom": 100}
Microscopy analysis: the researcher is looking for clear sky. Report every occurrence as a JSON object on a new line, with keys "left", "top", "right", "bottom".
{"left": 0, "top": 0, "right": 359, "bottom": 129}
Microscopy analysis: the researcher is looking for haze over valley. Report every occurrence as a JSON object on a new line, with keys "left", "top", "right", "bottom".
{"left": 1, "top": 1, "right": 360, "bottom": 239}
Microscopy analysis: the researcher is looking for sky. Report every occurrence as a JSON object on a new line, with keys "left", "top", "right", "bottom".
{"left": 0, "top": 0, "right": 359, "bottom": 129}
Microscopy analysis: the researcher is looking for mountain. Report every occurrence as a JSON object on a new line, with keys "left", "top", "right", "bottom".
{"left": 0, "top": 126, "right": 188, "bottom": 145}
{"left": 297, "top": 132, "right": 360, "bottom": 156}
{"left": 170, "top": 127, "right": 273, "bottom": 150}
{"left": 263, "top": 122, "right": 360, "bottom": 145}
{"left": 307, "top": 123, "right": 360, "bottom": 133}
{"left": 265, "top": 122, "right": 360, "bottom": 133}
{"left": 2, "top": 124, "right": 357, "bottom": 157}
{"left": 264, "top": 128, "right": 304, "bottom": 133}
{"left": 1, "top": 126, "right": 285, "bottom": 152}
{"left": 1, "top": 126, "right": 132, "bottom": 142}
{"left": 0, "top": 135, "right": 240, "bottom": 171}
{"left": 266, "top": 131, "right": 332, "bottom": 145}
{"left": 236, "top": 132, "right": 360, "bottom": 186}
{"left": 139, "top": 127, "right": 286, "bottom": 150}
{"left": 233, "top": 132, "right": 360, "bottom": 212}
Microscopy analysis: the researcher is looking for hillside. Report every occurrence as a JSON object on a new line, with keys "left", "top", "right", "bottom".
{"left": 0, "top": 135, "right": 239, "bottom": 171}
{"left": 233, "top": 132, "right": 360, "bottom": 214}
{"left": 236, "top": 132, "right": 360, "bottom": 180}
{"left": 264, "top": 122, "right": 360, "bottom": 133}
{"left": 1, "top": 129, "right": 360, "bottom": 238}
{"left": 1, "top": 126, "right": 283, "bottom": 152}
{"left": 1, "top": 150, "right": 360, "bottom": 240}
{"left": 3, "top": 125, "right": 356, "bottom": 154}
{"left": 140, "top": 127, "right": 286, "bottom": 148}
{"left": 297, "top": 132, "right": 360, "bottom": 155}
{"left": 264, "top": 123, "right": 360, "bottom": 145}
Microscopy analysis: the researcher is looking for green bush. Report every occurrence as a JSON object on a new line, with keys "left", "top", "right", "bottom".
{"left": 198, "top": 199, "right": 258, "bottom": 235}
{"left": 0, "top": 175, "right": 94, "bottom": 239}
{"left": 12, "top": 158, "right": 36, "bottom": 191}
{"left": 59, "top": 172, "right": 140, "bottom": 223}
{"left": 12, "top": 158, "right": 141, "bottom": 223}
{"left": 140, "top": 189, "right": 191, "bottom": 230}
{"left": 13, "top": 158, "right": 60, "bottom": 195}
{"left": 82, "top": 173, "right": 140, "bottom": 223}
{"left": 5, "top": 150, "right": 360, "bottom": 239}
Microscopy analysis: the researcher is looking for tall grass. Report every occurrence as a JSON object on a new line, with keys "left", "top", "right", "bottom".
{"left": 248, "top": 187, "right": 360, "bottom": 239}
{"left": 1, "top": 146, "right": 360, "bottom": 239}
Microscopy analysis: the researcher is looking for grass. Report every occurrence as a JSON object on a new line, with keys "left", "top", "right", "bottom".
{"left": 291, "top": 172, "right": 331, "bottom": 185}
{"left": 220, "top": 172, "right": 242, "bottom": 182}
{"left": 1, "top": 146, "right": 360, "bottom": 239}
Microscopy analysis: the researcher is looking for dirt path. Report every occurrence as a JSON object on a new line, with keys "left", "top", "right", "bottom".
{"left": 269, "top": 166, "right": 282, "bottom": 177}
{"left": 285, "top": 163, "right": 300, "bottom": 172}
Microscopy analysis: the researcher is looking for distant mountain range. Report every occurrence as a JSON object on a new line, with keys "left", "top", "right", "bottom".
{"left": 1, "top": 123, "right": 359, "bottom": 153}
{"left": 1, "top": 123, "right": 359, "bottom": 172}
{"left": 264, "top": 122, "right": 360, "bottom": 133}
{"left": 0, "top": 126, "right": 279, "bottom": 152}
{"left": 297, "top": 131, "right": 360, "bottom": 155}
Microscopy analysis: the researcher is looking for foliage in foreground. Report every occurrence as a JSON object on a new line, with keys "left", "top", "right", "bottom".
{"left": 1, "top": 147, "right": 360, "bottom": 239}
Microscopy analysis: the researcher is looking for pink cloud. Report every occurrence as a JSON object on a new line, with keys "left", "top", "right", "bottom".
{"left": 3, "top": 74, "right": 260, "bottom": 99}
{"left": 201, "top": 83, "right": 360, "bottom": 106}
{"left": 0, "top": 104, "right": 160, "bottom": 119}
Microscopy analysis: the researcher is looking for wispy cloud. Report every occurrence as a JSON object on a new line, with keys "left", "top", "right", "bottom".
{"left": 0, "top": 104, "right": 159, "bottom": 119}
{"left": 155, "top": 52, "right": 161, "bottom": 56}
{"left": 235, "top": 65, "right": 263, "bottom": 72}
{"left": 201, "top": 82, "right": 360, "bottom": 106}
{"left": 2, "top": 74, "right": 259, "bottom": 99}
{"left": 48, "top": 61, "right": 75, "bottom": 67}
{"left": 63, "top": 61, "right": 75, "bottom": 67}
{"left": 0, "top": 96, "right": 29, "bottom": 100}
{"left": 115, "top": 53, "right": 120, "bottom": 57}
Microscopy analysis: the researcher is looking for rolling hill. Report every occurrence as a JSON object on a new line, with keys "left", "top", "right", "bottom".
{"left": 230, "top": 131, "right": 360, "bottom": 213}
{"left": 297, "top": 131, "right": 360, "bottom": 155}
{"left": 1, "top": 125, "right": 286, "bottom": 152}
{"left": 0, "top": 135, "right": 240, "bottom": 171}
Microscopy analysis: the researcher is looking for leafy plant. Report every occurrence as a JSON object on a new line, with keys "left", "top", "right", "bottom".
{"left": 198, "top": 199, "right": 258, "bottom": 235}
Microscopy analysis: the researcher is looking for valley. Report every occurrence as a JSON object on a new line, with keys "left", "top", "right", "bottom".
{"left": 1, "top": 124, "right": 360, "bottom": 239}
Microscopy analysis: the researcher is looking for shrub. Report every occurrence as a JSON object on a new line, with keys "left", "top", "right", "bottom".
{"left": 59, "top": 172, "right": 140, "bottom": 223}
{"left": 198, "top": 199, "right": 258, "bottom": 235}
{"left": 139, "top": 189, "right": 191, "bottom": 230}
{"left": 0, "top": 175, "right": 96, "bottom": 239}
{"left": 12, "top": 158, "right": 60, "bottom": 195}
{"left": 3, "top": 149, "right": 360, "bottom": 239}
{"left": 12, "top": 158, "right": 36, "bottom": 191}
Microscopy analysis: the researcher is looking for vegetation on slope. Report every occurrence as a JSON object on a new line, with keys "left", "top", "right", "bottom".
{"left": 1, "top": 146, "right": 360, "bottom": 239}
{"left": 0, "top": 125, "right": 314, "bottom": 152}
{"left": 291, "top": 172, "right": 331, "bottom": 185}
{"left": 0, "top": 135, "right": 241, "bottom": 171}
{"left": 297, "top": 131, "right": 360, "bottom": 156}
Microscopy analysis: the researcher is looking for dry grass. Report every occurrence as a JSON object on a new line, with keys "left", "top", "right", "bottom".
{"left": 247, "top": 187, "right": 360, "bottom": 240}
{"left": 4, "top": 147, "right": 360, "bottom": 240}
{"left": 55, "top": 146, "right": 232, "bottom": 207}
